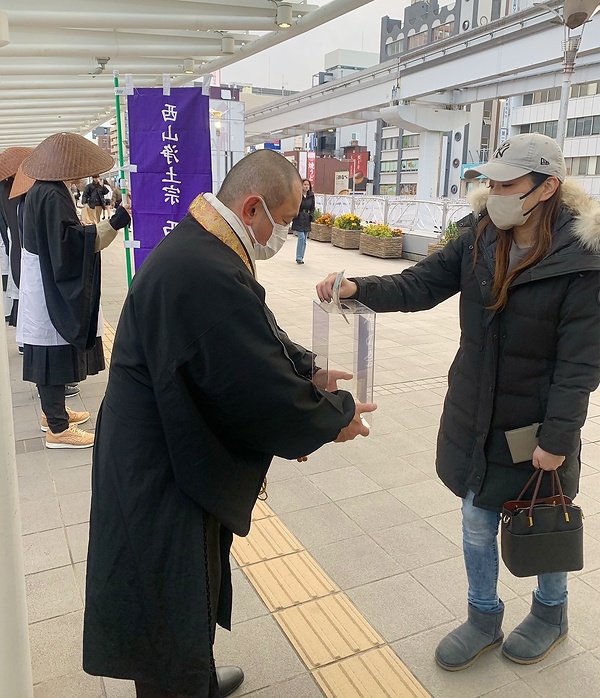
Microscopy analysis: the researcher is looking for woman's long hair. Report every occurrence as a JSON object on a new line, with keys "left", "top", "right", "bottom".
{"left": 474, "top": 172, "right": 563, "bottom": 311}
{"left": 302, "top": 178, "right": 313, "bottom": 193}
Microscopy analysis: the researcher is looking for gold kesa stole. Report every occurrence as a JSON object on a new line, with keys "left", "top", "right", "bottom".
{"left": 188, "top": 194, "right": 253, "bottom": 275}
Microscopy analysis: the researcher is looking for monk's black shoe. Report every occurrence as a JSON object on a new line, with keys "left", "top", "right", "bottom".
{"left": 216, "top": 665, "right": 244, "bottom": 697}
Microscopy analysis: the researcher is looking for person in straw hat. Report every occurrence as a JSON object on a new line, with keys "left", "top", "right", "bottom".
{"left": 18, "top": 132, "right": 131, "bottom": 449}
{"left": 0, "top": 147, "right": 33, "bottom": 327}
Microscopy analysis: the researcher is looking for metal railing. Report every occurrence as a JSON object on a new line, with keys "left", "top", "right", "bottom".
{"left": 315, "top": 194, "right": 471, "bottom": 237}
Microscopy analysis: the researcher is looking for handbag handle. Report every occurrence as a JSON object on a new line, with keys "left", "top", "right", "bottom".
{"left": 515, "top": 470, "right": 570, "bottom": 528}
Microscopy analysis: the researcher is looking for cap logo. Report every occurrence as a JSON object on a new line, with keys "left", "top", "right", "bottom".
{"left": 540, "top": 157, "right": 550, "bottom": 166}
{"left": 495, "top": 142, "right": 510, "bottom": 158}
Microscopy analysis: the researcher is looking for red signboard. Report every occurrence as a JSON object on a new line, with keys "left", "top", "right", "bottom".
{"left": 307, "top": 152, "right": 316, "bottom": 184}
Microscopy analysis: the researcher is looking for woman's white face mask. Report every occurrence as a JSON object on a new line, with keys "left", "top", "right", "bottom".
{"left": 248, "top": 196, "right": 289, "bottom": 260}
{"left": 486, "top": 179, "right": 545, "bottom": 231}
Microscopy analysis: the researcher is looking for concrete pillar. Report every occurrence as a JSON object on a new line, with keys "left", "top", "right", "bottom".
{"left": 417, "top": 131, "right": 443, "bottom": 201}
{"left": 0, "top": 319, "right": 34, "bottom": 698}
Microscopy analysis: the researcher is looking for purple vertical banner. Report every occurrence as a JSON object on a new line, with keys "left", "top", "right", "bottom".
{"left": 127, "top": 88, "right": 212, "bottom": 270}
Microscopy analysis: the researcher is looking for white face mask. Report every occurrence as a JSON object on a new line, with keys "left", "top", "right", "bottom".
{"left": 486, "top": 181, "right": 544, "bottom": 231}
{"left": 250, "top": 196, "right": 289, "bottom": 260}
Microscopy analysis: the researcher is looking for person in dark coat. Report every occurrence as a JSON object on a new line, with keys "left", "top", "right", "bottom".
{"left": 83, "top": 150, "right": 376, "bottom": 698}
{"left": 317, "top": 133, "right": 600, "bottom": 671}
{"left": 291, "top": 178, "right": 315, "bottom": 264}
{"left": 82, "top": 175, "right": 109, "bottom": 223}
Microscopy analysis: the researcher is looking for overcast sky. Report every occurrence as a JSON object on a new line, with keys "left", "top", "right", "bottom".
{"left": 220, "top": 0, "right": 412, "bottom": 92}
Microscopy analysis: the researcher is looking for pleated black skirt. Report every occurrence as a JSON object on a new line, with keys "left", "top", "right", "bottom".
{"left": 23, "top": 338, "right": 105, "bottom": 385}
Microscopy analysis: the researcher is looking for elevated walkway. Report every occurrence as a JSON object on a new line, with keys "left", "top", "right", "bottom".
{"left": 9, "top": 236, "right": 600, "bottom": 696}
{"left": 245, "top": 1, "right": 600, "bottom": 144}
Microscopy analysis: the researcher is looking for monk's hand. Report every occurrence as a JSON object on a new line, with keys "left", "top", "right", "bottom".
{"left": 334, "top": 402, "right": 377, "bottom": 443}
{"left": 532, "top": 446, "right": 565, "bottom": 471}
{"left": 312, "top": 368, "right": 353, "bottom": 392}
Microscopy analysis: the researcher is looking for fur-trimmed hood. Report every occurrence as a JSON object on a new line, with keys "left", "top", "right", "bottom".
{"left": 467, "top": 178, "right": 600, "bottom": 254}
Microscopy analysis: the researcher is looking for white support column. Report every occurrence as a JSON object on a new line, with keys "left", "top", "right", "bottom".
{"left": 417, "top": 131, "right": 443, "bottom": 201}
{"left": 0, "top": 320, "right": 34, "bottom": 698}
{"left": 381, "top": 105, "right": 470, "bottom": 201}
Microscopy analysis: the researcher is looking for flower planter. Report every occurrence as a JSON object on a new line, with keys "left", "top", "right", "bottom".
{"left": 331, "top": 227, "right": 361, "bottom": 249}
{"left": 359, "top": 233, "right": 403, "bottom": 259}
{"left": 427, "top": 242, "right": 445, "bottom": 255}
{"left": 309, "top": 223, "right": 332, "bottom": 242}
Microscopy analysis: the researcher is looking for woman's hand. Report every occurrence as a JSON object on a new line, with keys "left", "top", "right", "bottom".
{"left": 532, "top": 446, "right": 565, "bottom": 471}
{"left": 312, "top": 368, "right": 353, "bottom": 392}
{"left": 334, "top": 402, "right": 377, "bottom": 442}
{"left": 316, "top": 273, "right": 358, "bottom": 303}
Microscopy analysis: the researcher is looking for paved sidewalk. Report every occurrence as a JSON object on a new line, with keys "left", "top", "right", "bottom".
{"left": 8, "top": 232, "right": 600, "bottom": 697}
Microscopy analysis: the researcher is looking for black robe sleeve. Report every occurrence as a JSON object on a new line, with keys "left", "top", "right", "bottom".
{"left": 25, "top": 181, "right": 101, "bottom": 351}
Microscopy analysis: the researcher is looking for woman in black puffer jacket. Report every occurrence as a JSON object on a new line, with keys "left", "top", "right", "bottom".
{"left": 291, "top": 179, "right": 315, "bottom": 264}
{"left": 316, "top": 133, "right": 600, "bottom": 672}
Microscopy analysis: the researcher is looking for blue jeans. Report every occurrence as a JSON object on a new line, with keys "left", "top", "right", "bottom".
{"left": 462, "top": 490, "right": 568, "bottom": 613}
{"left": 295, "top": 230, "right": 307, "bottom": 261}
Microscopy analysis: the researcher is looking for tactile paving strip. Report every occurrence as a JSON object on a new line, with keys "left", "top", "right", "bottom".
{"left": 251, "top": 499, "right": 275, "bottom": 521}
{"left": 314, "top": 646, "right": 431, "bottom": 698}
{"left": 103, "top": 320, "right": 115, "bottom": 363}
{"left": 274, "top": 594, "right": 384, "bottom": 669}
{"left": 244, "top": 551, "right": 338, "bottom": 611}
{"left": 231, "top": 516, "right": 304, "bottom": 566}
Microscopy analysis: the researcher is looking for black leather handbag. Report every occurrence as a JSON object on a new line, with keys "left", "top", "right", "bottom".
{"left": 501, "top": 469, "right": 584, "bottom": 577}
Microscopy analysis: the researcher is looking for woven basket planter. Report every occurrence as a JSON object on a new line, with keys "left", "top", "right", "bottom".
{"left": 359, "top": 233, "right": 403, "bottom": 259}
{"left": 427, "top": 242, "right": 445, "bottom": 255}
{"left": 309, "top": 223, "right": 332, "bottom": 242}
{"left": 331, "top": 227, "right": 361, "bottom": 249}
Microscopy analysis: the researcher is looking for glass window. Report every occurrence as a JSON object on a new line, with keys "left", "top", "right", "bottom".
{"left": 575, "top": 119, "right": 585, "bottom": 137}
{"left": 548, "top": 121, "right": 558, "bottom": 139}
{"left": 523, "top": 93, "right": 533, "bottom": 106}
{"left": 386, "top": 40, "right": 402, "bottom": 56}
{"left": 582, "top": 117, "right": 593, "bottom": 136}
{"left": 407, "top": 30, "right": 429, "bottom": 50}
{"left": 593, "top": 116, "right": 600, "bottom": 135}
{"left": 401, "top": 158, "right": 419, "bottom": 172}
{"left": 432, "top": 21, "right": 455, "bottom": 42}
{"left": 402, "top": 134, "right": 419, "bottom": 148}
{"left": 565, "top": 158, "right": 573, "bottom": 176}
{"left": 520, "top": 124, "right": 530, "bottom": 134}
{"left": 570, "top": 84, "right": 580, "bottom": 98}
{"left": 596, "top": 158, "right": 600, "bottom": 175}
{"left": 577, "top": 157, "right": 589, "bottom": 176}
{"left": 567, "top": 119, "right": 576, "bottom": 138}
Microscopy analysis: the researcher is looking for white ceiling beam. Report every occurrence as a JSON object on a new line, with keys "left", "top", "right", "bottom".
{"left": 2, "top": 0, "right": 316, "bottom": 15}
{"left": 0, "top": 29, "right": 244, "bottom": 58}
{"left": 6, "top": 11, "right": 292, "bottom": 32}
{"left": 0, "top": 57, "right": 204, "bottom": 75}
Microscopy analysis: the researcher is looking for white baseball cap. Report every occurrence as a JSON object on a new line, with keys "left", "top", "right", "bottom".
{"left": 465, "top": 133, "right": 566, "bottom": 183}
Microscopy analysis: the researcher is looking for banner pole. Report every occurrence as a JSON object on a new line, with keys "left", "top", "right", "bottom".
{"left": 113, "top": 70, "right": 134, "bottom": 287}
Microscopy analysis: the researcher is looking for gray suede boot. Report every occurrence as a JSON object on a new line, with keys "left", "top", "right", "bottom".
{"left": 502, "top": 593, "right": 568, "bottom": 665}
{"left": 435, "top": 604, "right": 504, "bottom": 671}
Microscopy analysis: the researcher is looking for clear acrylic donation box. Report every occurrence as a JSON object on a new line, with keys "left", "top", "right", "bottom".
{"left": 312, "top": 300, "right": 376, "bottom": 424}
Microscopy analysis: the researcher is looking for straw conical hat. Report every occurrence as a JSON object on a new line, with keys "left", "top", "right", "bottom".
{"left": 9, "top": 164, "right": 35, "bottom": 199}
{"left": 21, "top": 132, "right": 114, "bottom": 181}
{"left": 0, "top": 147, "right": 34, "bottom": 181}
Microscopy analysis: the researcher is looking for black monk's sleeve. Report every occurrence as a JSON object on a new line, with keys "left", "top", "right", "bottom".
{"left": 174, "top": 298, "right": 355, "bottom": 460}
{"left": 352, "top": 236, "right": 464, "bottom": 313}
{"left": 35, "top": 185, "right": 100, "bottom": 350}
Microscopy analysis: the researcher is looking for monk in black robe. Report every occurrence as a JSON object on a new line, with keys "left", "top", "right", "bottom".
{"left": 83, "top": 151, "right": 376, "bottom": 697}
